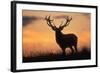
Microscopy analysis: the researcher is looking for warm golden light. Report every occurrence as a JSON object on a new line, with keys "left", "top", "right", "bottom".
{"left": 22, "top": 10, "right": 91, "bottom": 57}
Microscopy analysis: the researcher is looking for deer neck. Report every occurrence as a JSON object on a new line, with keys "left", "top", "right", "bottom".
{"left": 55, "top": 31, "right": 64, "bottom": 46}
{"left": 55, "top": 31, "right": 63, "bottom": 39}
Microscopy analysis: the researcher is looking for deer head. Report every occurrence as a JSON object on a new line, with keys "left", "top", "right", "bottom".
{"left": 45, "top": 16, "right": 72, "bottom": 31}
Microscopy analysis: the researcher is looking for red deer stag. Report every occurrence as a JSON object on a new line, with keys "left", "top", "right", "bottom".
{"left": 45, "top": 16, "right": 78, "bottom": 55}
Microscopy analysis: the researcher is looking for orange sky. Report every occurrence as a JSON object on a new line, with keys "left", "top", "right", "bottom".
{"left": 22, "top": 10, "right": 91, "bottom": 57}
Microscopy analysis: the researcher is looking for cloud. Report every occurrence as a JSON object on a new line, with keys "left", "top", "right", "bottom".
{"left": 22, "top": 16, "right": 38, "bottom": 26}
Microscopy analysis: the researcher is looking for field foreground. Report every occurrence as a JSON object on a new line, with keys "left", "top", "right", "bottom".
{"left": 23, "top": 49, "right": 91, "bottom": 63}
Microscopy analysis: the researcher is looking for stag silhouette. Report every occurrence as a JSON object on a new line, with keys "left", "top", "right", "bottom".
{"left": 45, "top": 16, "right": 78, "bottom": 55}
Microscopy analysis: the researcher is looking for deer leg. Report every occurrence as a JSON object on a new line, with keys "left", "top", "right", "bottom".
{"left": 62, "top": 49, "right": 66, "bottom": 56}
{"left": 74, "top": 45, "right": 77, "bottom": 53}
{"left": 70, "top": 46, "right": 74, "bottom": 54}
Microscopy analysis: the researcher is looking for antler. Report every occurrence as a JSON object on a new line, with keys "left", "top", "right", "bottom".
{"left": 45, "top": 16, "right": 56, "bottom": 30}
{"left": 59, "top": 16, "right": 72, "bottom": 30}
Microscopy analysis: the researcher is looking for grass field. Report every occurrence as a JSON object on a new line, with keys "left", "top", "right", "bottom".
{"left": 23, "top": 48, "right": 91, "bottom": 63}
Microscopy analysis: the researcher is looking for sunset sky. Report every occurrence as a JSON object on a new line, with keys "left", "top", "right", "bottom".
{"left": 22, "top": 10, "right": 91, "bottom": 57}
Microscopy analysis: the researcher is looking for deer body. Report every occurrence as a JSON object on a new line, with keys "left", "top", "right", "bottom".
{"left": 56, "top": 31, "right": 77, "bottom": 54}
{"left": 56, "top": 32, "right": 77, "bottom": 49}
{"left": 45, "top": 16, "right": 78, "bottom": 55}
